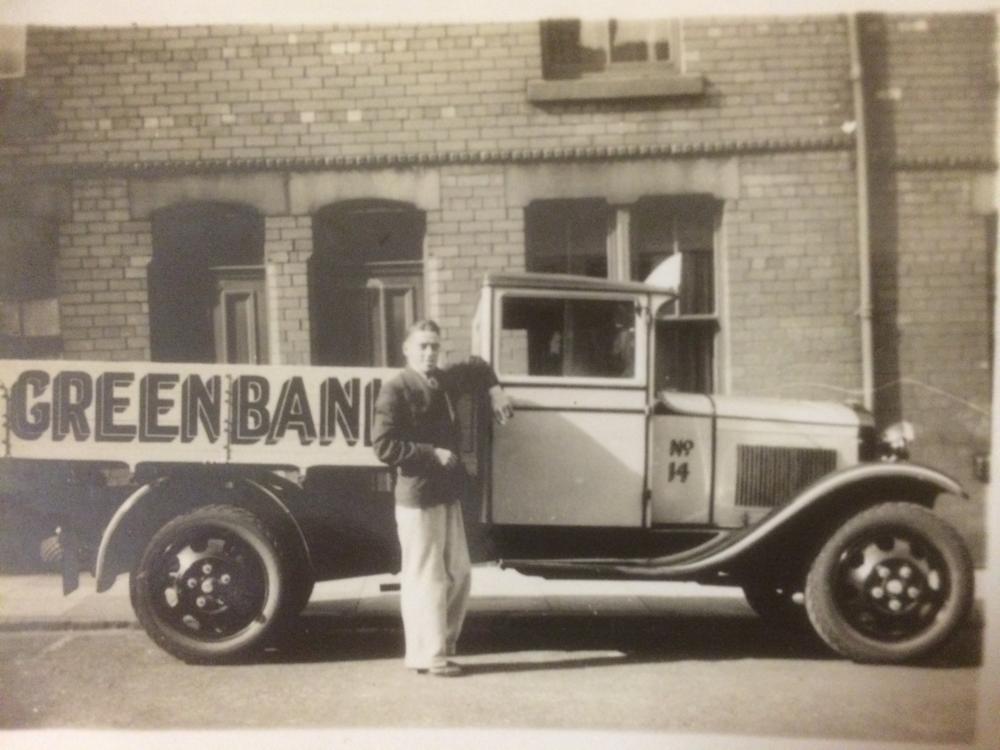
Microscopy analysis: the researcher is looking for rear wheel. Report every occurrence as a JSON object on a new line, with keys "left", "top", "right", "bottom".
{"left": 804, "top": 502, "right": 974, "bottom": 663}
{"left": 130, "top": 505, "right": 292, "bottom": 663}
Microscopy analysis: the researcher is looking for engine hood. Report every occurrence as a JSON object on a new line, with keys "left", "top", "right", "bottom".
{"left": 656, "top": 392, "right": 867, "bottom": 427}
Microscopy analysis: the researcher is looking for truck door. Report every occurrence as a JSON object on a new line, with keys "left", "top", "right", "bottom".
{"left": 489, "top": 290, "right": 647, "bottom": 527}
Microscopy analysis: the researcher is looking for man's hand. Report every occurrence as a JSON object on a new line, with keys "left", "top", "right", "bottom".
{"left": 489, "top": 385, "right": 514, "bottom": 425}
{"left": 433, "top": 447, "right": 458, "bottom": 468}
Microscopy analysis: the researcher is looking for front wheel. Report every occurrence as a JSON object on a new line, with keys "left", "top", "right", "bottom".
{"left": 130, "top": 505, "right": 291, "bottom": 664}
{"left": 804, "top": 502, "right": 974, "bottom": 663}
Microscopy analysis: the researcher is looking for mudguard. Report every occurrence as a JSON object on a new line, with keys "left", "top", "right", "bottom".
{"left": 94, "top": 472, "right": 313, "bottom": 592}
{"left": 502, "top": 462, "right": 966, "bottom": 580}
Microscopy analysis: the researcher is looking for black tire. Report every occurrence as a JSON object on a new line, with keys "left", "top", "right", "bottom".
{"left": 742, "top": 579, "right": 810, "bottom": 631}
{"left": 804, "top": 502, "right": 974, "bottom": 663}
{"left": 130, "top": 504, "right": 292, "bottom": 664}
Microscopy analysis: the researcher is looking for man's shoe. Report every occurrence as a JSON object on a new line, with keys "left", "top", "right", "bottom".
{"left": 415, "top": 661, "right": 462, "bottom": 677}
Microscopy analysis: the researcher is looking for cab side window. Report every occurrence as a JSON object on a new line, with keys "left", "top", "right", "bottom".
{"left": 499, "top": 296, "right": 635, "bottom": 379}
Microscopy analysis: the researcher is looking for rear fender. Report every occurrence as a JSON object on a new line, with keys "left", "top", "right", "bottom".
{"left": 94, "top": 471, "right": 313, "bottom": 592}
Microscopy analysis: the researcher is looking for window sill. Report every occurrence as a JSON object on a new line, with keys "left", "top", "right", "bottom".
{"left": 527, "top": 74, "right": 705, "bottom": 103}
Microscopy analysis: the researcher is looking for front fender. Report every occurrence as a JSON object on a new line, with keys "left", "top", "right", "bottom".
{"left": 704, "top": 461, "right": 966, "bottom": 567}
{"left": 521, "top": 461, "right": 968, "bottom": 580}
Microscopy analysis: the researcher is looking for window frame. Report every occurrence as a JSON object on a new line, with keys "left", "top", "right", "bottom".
{"left": 492, "top": 288, "right": 648, "bottom": 389}
{"left": 0, "top": 213, "right": 61, "bottom": 354}
{"left": 631, "top": 198, "right": 722, "bottom": 394}
{"left": 521, "top": 195, "right": 722, "bottom": 395}
{"left": 540, "top": 18, "right": 682, "bottom": 81}
{"left": 210, "top": 265, "right": 269, "bottom": 365}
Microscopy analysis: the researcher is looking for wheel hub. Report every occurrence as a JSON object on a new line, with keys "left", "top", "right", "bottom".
{"left": 150, "top": 532, "right": 267, "bottom": 641}
{"left": 862, "top": 559, "right": 929, "bottom": 616}
{"left": 836, "top": 531, "right": 947, "bottom": 641}
{"left": 176, "top": 557, "right": 236, "bottom": 616}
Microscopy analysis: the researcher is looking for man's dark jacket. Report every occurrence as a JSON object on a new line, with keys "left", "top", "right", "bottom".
{"left": 372, "top": 358, "right": 498, "bottom": 508}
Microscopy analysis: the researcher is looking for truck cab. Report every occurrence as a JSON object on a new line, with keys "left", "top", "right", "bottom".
{"left": 476, "top": 271, "right": 863, "bottom": 546}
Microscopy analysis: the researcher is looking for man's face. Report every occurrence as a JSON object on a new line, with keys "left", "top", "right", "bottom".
{"left": 403, "top": 329, "right": 441, "bottom": 375}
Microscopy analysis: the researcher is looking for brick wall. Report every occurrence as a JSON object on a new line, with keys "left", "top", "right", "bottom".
{"left": 429, "top": 166, "right": 524, "bottom": 363}
{"left": 58, "top": 179, "right": 151, "bottom": 360}
{"left": 265, "top": 215, "right": 313, "bottom": 365}
{"left": 861, "top": 13, "right": 996, "bottom": 559}
{"left": 862, "top": 14, "right": 995, "bottom": 163}
{"left": 727, "top": 151, "right": 862, "bottom": 398}
{"left": 2, "top": 16, "right": 852, "bottom": 169}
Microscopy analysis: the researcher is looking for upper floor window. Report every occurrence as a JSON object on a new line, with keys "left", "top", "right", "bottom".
{"left": 541, "top": 19, "right": 680, "bottom": 80}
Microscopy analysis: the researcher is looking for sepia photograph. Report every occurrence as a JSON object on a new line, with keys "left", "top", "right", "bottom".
{"left": 0, "top": 1, "right": 996, "bottom": 748}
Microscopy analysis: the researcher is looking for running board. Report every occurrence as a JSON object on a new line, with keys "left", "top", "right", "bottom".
{"left": 498, "top": 528, "right": 749, "bottom": 581}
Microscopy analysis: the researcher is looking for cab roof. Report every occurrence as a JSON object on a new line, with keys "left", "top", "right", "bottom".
{"left": 483, "top": 271, "right": 672, "bottom": 296}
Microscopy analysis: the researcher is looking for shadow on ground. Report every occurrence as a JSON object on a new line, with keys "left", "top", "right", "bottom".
{"left": 260, "top": 598, "right": 982, "bottom": 673}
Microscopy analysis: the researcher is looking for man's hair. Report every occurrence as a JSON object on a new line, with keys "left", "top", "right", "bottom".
{"left": 405, "top": 319, "right": 441, "bottom": 338}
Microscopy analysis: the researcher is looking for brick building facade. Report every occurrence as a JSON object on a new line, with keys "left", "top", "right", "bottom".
{"left": 0, "top": 13, "right": 995, "bottom": 560}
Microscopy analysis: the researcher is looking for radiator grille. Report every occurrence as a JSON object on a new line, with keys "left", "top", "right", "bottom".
{"left": 735, "top": 445, "right": 837, "bottom": 508}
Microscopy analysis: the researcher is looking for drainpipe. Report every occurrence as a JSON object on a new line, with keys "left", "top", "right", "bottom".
{"left": 848, "top": 13, "right": 875, "bottom": 412}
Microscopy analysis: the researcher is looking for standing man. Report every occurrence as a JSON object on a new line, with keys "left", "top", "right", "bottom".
{"left": 372, "top": 319, "right": 513, "bottom": 677}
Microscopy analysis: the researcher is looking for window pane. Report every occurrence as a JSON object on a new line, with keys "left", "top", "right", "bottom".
{"left": 384, "top": 288, "right": 413, "bottom": 367}
{"left": 0, "top": 216, "right": 57, "bottom": 299}
{"left": 651, "top": 20, "right": 675, "bottom": 62}
{"left": 526, "top": 199, "right": 608, "bottom": 277}
{"left": 630, "top": 202, "right": 674, "bottom": 282}
{"left": 0, "top": 300, "right": 21, "bottom": 336}
{"left": 366, "top": 287, "right": 384, "bottom": 366}
{"left": 540, "top": 19, "right": 606, "bottom": 78}
{"left": 655, "top": 320, "right": 715, "bottom": 393}
{"left": 631, "top": 198, "right": 715, "bottom": 314}
{"left": 610, "top": 20, "right": 650, "bottom": 63}
{"left": 500, "top": 296, "right": 635, "bottom": 379}
{"left": 676, "top": 206, "right": 714, "bottom": 314}
{"left": 225, "top": 292, "right": 256, "bottom": 364}
{"left": 20, "top": 298, "right": 60, "bottom": 337}
{"left": 680, "top": 250, "right": 714, "bottom": 315}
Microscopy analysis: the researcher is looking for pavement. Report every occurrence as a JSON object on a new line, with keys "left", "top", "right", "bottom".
{"left": 0, "top": 566, "right": 989, "bottom": 631}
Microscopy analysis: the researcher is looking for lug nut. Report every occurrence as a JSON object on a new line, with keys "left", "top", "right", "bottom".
{"left": 220, "top": 574, "right": 231, "bottom": 585}
{"left": 186, "top": 578, "right": 197, "bottom": 589}
{"left": 202, "top": 563, "right": 213, "bottom": 575}
{"left": 908, "top": 586, "right": 920, "bottom": 599}
{"left": 876, "top": 566, "right": 890, "bottom": 578}
{"left": 871, "top": 587, "right": 885, "bottom": 599}
{"left": 888, "top": 599, "right": 902, "bottom": 612}
{"left": 196, "top": 596, "right": 207, "bottom": 608}
{"left": 899, "top": 566, "right": 912, "bottom": 579}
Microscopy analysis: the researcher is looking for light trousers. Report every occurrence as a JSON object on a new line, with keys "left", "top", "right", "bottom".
{"left": 394, "top": 500, "right": 472, "bottom": 669}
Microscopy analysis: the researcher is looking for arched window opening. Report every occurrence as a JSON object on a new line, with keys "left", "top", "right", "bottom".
{"left": 309, "top": 200, "right": 425, "bottom": 367}
{"left": 148, "top": 202, "right": 266, "bottom": 363}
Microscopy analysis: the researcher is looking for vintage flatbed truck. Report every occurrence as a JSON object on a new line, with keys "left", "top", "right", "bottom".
{"left": 0, "top": 265, "right": 974, "bottom": 665}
